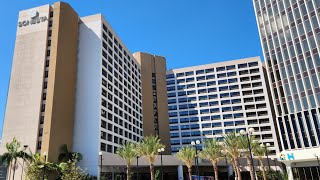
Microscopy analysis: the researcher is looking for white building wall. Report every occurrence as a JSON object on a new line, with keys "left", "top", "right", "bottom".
{"left": 73, "top": 17, "right": 102, "bottom": 175}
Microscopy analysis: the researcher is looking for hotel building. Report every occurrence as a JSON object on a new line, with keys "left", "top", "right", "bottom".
{"left": 166, "top": 57, "right": 280, "bottom": 155}
{"left": 0, "top": 2, "right": 144, "bottom": 178}
{"left": 253, "top": 0, "right": 320, "bottom": 179}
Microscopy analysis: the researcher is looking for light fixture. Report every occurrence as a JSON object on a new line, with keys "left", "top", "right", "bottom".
{"left": 191, "top": 141, "right": 195, "bottom": 146}
{"left": 196, "top": 140, "right": 200, "bottom": 145}
{"left": 249, "top": 127, "right": 255, "bottom": 133}
{"left": 240, "top": 129, "right": 246, "bottom": 135}
{"left": 99, "top": 151, "right": 103, "bottom": 156}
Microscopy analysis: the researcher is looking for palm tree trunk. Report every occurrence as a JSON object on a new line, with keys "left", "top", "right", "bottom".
{"left": 150, "top": 163, "right": 155, "bottom": 180}
{"left": 234, "top": 158, "right": 242, "bottom": 180}
{"left": 188, "top": 167, "right": 192, "bottom": 180}
{"left": 231, "top": 161, "right": 237, "bottom": 179}
{"left": 213, "top": 162, "right": 219, "bottom": 180}
{"left": 246, "top": 157, "right": 254, "bottom": 180}
{"left": 7, "top": 162, "right": 12, "bottom": 180}
{"left": 12, "top": 159, "right": 17, "bottom": 180}
{"left": 127, "top": 165, "right": 131, "bottom": 180}
{"left": 260, "top": 160, "right": 267, "bottom": 180}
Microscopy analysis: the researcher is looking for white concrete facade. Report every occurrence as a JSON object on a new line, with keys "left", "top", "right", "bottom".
{"left": 73, "top": 15, "right": 102, "bottom": 175}
{"left": 253, "top": 0, "right": 320, "bottom": 179}
{"left": 73, "top": 14, "right": 143, "bottom": 176}
{"left": 166, "top": 57, "right": 280, "bottom": 156}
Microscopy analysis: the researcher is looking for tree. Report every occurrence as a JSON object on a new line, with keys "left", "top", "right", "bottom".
{"left": 238, "top": 134, "right": 259, "bottom": 180}
{"left": 176, "top": 146, "right": 196, "bottom": 180}
{"left": 0, "top": 137, "right": 31, "bottom": 180}
{"left": 135, "top": 136, "right": 165, "bottom": 180}
{"left": 252, "top": 144, "right": 267, "bottom": 180}
{"left": 58, "top": 154, "right": 87, "bottom": 180}
{"left": 222, "top": 133, "right": 242, "bottom": 180}
{"left": 25, "top": 153, "right": 57, "bottom": 180}
{"left": 58, "top": 144, "right": 83, "bottom": 162}
{"left": 116, "top": 141, "right": 138, "bottom": 180}
{"left": 199, "top": 139, "right": 222, "bottom": 180}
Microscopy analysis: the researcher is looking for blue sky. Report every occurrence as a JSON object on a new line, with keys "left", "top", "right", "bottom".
{"left": 0, "top": 0, "right": 263, "bottom": 136}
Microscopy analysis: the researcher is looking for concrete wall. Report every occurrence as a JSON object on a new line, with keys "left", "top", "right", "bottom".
{"left": 41, "top": 2, "right": 79, "bottom": 163}
{"left": 134, "top": 52, "right": 171, "bottom": 154}
{"left": 0, "top": 4, "right": 50, "bottom": 154}
{"left": 73, "top": 14, "right": 102, "bottom": 176}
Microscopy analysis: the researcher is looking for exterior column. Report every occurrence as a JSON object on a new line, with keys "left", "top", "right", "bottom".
{"left": 227, "top": 165, "right": 233, "bottom": 179}
{"left": 178, "top": 165, "right": 184, "bottom": 180}
{"left": 285, "top": 163, "right": 293, "bottom": 180}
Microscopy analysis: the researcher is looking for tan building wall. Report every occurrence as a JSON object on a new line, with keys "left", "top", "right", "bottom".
{"left": 134, "top": 52, "right": 171, "bottom": 154}
{"left": 0, "top": 5, "right": 51, "bottom": 153}
{"left": 41, "top": 2, "right": 79, "bottom": 163}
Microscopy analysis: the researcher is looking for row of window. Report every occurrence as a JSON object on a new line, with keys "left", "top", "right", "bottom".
{"left": 37, "top": 14, "right": 54, "bottom": 150}
{"left": 166, "top": 62, "right": 259, "bottom": 79}
{"left": 167, "top": 75, "right": 262, "bottom": 86}
{"left": 278, "top": 108, "right": 320, "bottom": 151}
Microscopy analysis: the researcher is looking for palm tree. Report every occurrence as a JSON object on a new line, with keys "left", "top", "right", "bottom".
{"left": 0, "top": 138, "right": 31, "bottom": 180}
{"left": 253, "top": 144, "right": 267, "bottom": 180}
{"left": 239, "top": 134, "right": 258, "bottom": 180}
{"left": 116, "top": 141, "right": 138, "bottom": 180}
{"left": 222, "top": 133, "right": 242, "bottom": 180}
{"left": 58, "top": 144, "right": 82, "bottom": 162}
{"left": 135, "top": 136, "right": 165, "bottom": 180}
{"left": 176, "top": 146, "right": 196, "bottom": 180}
{"left": 199, "top": 139, "right": 222, "bottom": 180}
{"left": 25, "top": 153, "right": 57, "bottom": 180}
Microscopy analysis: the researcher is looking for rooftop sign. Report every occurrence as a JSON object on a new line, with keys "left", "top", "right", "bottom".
{"left": 18, "top": 10, "right": 48, "bottom": 27}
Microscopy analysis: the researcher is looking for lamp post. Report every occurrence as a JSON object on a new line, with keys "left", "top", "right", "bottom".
{"left": 21, "top": 145, "right": 28, "bottom": 180}
{"left": 273, "top": 158, "right": 278, "bottom": 172}
{"left": 99, "top": 151, "right": 103, "bottom": 180}
{"left": 240, "top": 128, "right": 256, "bottom": 180}
{"left": 42, "top": 152, "right": 47, "bottom": 180}
{"left": 191, "top": 140, "right": 201, "bottom": 180}
{"left": 136, "top": 156, "right": 139, "bottom": 180}
{"left": 260, "top": 143, "right": 271, "bottom": 171}
{"left": 158, "top": 148, "right": 165, "bottom": 180}
{"left": 314, "top": 153, "right": 320, "bottom": 173}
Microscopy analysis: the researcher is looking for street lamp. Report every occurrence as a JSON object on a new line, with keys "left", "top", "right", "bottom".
{"left": 42, "top": 152, "right": 47, "bottom": 180}
{"left": 272, "top": 158, "right": 278, "bottom": 172}
{"left": 21, "top": 145, "right": 28, "bottom": 180}
{"left": 240, "top": 128, "right": 256, "bottom": 180}
{"left": 99, "top": 151, "right": 103, "bottom": 180}
{"left": 314, "top": 153, "right": 320, "bottom": 173}
{"left": 260, "top": 143, "right": 271, "bottom": 171}
{"left": 136, "top": 156, "right": 139, "bottom": 180}
{"left": 158, "top": 148, "right": 165, "bottom": 180}
{"left": 191, "top": 140, "right": 201, "bottom": 180}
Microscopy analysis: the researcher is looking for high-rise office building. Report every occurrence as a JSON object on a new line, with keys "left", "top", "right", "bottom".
{"left": 1, "top": 2, "right": 144, "bottom": 178}
{"left": 253, "top": 0, "right": 320, "bottom": 179}
{"left": 134, "top": 52, "right": 171, "bottom": 154}
{"left": 166, "top": 57, "right": 280, "bottom": 155}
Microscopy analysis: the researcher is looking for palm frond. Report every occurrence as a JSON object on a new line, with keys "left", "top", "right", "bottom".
{"left": 176, "top": 146, "right": 195, "bottom": 168}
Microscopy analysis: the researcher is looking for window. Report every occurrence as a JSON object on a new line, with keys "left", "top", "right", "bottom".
{"left": 196, "top": 70, "right": 205, "bottom": 74}
{"left": 166, "top": 74, "right": 175, "bottom": 79}
{"left": 100, "top": 143, "right": 106, "bottom": 151}
{"left": 185, "top": 71, "right": 194, "bottom": 76}
{"left": 238, "top": 63, "right": 247, "bottom": 68}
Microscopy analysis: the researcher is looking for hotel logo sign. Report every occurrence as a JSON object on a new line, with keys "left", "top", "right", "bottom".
{"left": 18, "top": 10, "right": 48, "bottom": 27}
